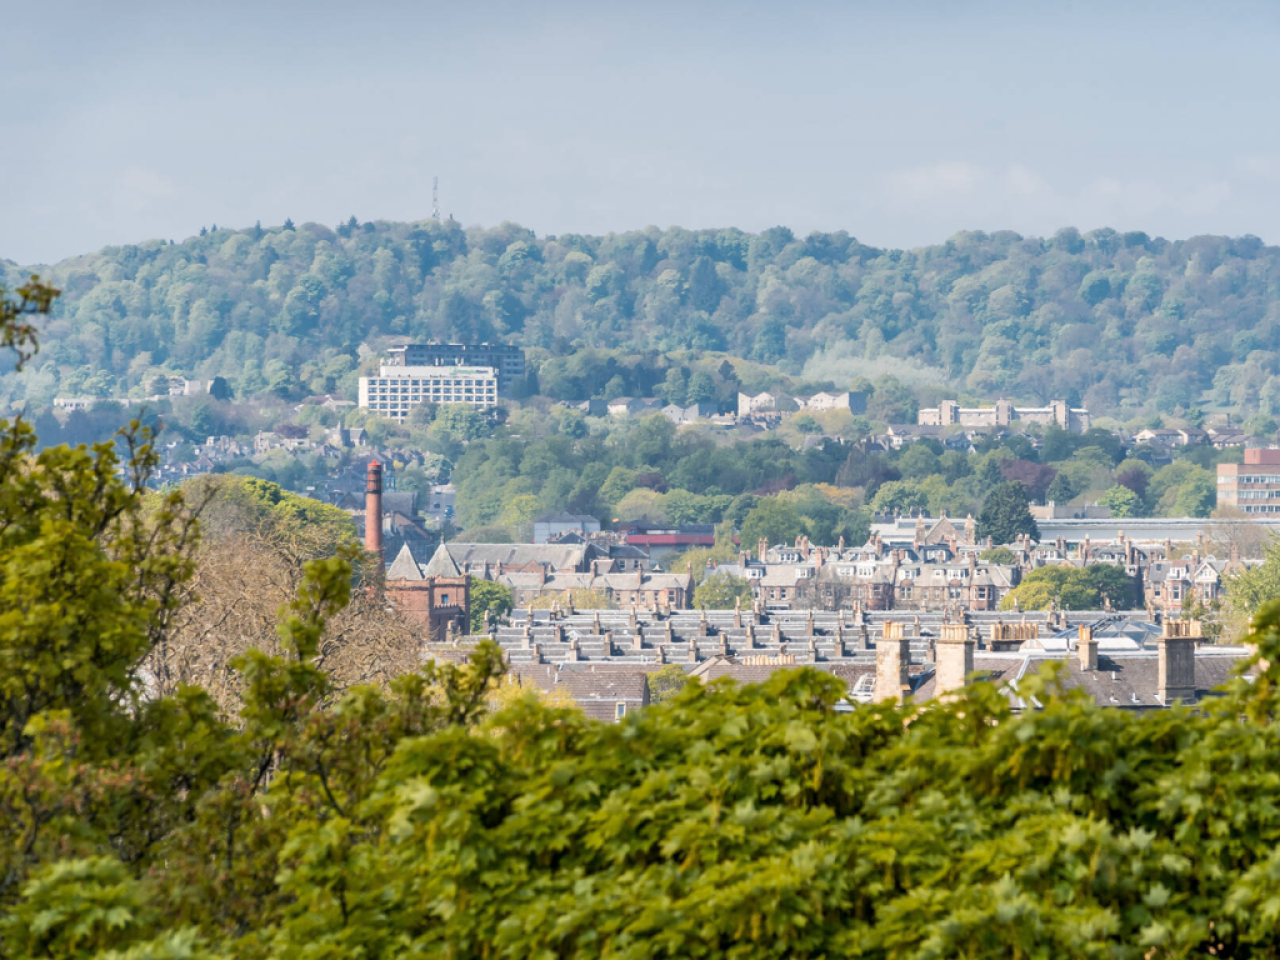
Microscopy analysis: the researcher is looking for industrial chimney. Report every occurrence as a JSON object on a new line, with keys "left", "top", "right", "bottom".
{"left": 365, "top": 461, "right": 383, "bottom": 558}
{"left": 1078, "top": 625, "right": 1098, "bottom": 672}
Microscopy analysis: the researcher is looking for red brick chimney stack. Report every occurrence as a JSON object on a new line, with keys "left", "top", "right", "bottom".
{"left": 365, "top": 461, "right": 383, "bottom": 558}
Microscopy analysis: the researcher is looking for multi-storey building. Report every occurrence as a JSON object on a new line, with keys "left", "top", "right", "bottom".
{"left": 1217, "top": 447, "right": 1280, "bottom": 514}
{"left": 385, "top": 342, "right": 525, "bottom": 394}
{"left": 918, "top": 398, "right": 1091, "bottom": 433}
{"left": 358, "top": 365, "right": 498, "bottom": 422}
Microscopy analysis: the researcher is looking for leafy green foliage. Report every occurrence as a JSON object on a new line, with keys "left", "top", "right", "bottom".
{"left": 469, "top": 579, "right": 513, "bottom": 633}
{"left": 693, "top": 571, "right": 755, "bottom": 610}
{"left": 976, "top": 480, "right": 1040, "bottom": 545}
{"left": 8, "top": 224, "right": 1280, "bottom": 425}
{"left": 1227, "top": 539, "right": 1280, "bottom": 618}
{"left": 16, "top": 271, "right": 1280, "bottom": 958}
{"left": 1001, "top": 563, "right": 1136, "bottom": 610}
{"left": 1098, "top": 483, "right": 1144, "bottom": 518}
{"left": 647, "top": 663, "right": 691, "bottom": 703}
{"left": 186, "top": 474, "right": 358, "bottom": 562}
{"left": 739, "top": 497, "right": 805, "bottom": 548}
{"left": 979, "top": 546, "right": 1017, "bottom": 564}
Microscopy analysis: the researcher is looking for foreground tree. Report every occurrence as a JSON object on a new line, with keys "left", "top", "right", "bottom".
{"left": 16, "top": 276, "right": 1280, "bottom": 958}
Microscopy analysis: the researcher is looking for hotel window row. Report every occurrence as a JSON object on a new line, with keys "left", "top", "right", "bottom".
{"left": 358, "top": 365, "right": 498, "bottom": 423}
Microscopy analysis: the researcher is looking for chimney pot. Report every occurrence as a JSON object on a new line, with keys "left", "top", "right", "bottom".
{"left": 935, "top": 623, "right": 974, "bottom": 695}
{"left": 1158, "top": 631, "right": 1196, "bottom": 705}
{"left": 1078, "top": 625, "right": 1098, "bottom": 671}
{"left": 874, "top": 621, "right": 911, "bottom": 703}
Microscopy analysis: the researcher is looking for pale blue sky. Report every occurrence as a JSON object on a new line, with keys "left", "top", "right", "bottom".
{"left": 5, "top": 0, "right": 1280, "bottom": 263}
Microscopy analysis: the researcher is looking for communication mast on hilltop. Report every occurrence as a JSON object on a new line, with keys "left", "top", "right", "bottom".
{"left": 432, "top": 177, "right": 440, "bottom": 220}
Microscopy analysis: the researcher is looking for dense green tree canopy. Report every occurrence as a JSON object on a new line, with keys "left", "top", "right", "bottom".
{"left": 1098, "top": 483, "right": 1143, "bottom": 518}
{"left": 976, "top": 480, "right": 1040, "bottom": 545}
{"left": 693, "top": 571, "right": 755, "bottom": 610}
{"left": 1001, "top": 563, "right": 1137, "bottom": 610}
{"left": 469, "top": 578, "right": 513, "bottom": 633}
{"left": 7, "top": 222, "right": 1280, "bottom": 425}
{"left": 13, "top": 280, "right": 1280, "bottom": 958}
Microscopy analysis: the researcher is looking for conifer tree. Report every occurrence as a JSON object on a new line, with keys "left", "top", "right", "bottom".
{"left": 977, "top": 480, "right": 1040, "bottom": 544}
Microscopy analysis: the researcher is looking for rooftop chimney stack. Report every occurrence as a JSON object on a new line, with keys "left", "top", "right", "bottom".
{"left": 365, "top": 461, "right": 383, "bottom": 558}
{"left": 874, "top": 621, "right": 911, "bottom": 703}
{"left": 935, "top": 624, "right": 974, "bottom": 696}
{"left": 1078, "top": 625, "right": 1098, "bottom": 671}
{"left": 1158, "top": 619, "right": 1198, "bottom": 704}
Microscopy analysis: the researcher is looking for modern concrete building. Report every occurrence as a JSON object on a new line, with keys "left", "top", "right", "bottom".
{"left": 358, "top": 364, "right": 498, "bottom": 422}
{"left": 385, "top": 342, "right": 525, "bottom": 394}
{"left": 918, "top": 399, "right": 1091, "bottom": 433}
{"left": 1217, "top": 448, "right": 1280, "bottom": 515}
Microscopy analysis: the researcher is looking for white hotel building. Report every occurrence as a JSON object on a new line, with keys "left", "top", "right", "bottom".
{"left": 358, "top": 365, "right": 499, "bottom": 422}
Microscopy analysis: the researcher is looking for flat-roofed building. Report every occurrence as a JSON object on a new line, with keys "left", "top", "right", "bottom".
{"left": 1217, "top": 447, "right": 1280, "bottom": 515}
{"left": 918, "top": 399, "right": 1090, "bottom": 433}
{"left": 385, "top": 342, "right": 525, "bottom": 393}
{"left": 358, "top": 364, "right": 498, "bottom": 422}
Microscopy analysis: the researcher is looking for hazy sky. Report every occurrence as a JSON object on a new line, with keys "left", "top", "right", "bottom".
{"left": 6, "top": 0, "right": 1280, "bottom": 264}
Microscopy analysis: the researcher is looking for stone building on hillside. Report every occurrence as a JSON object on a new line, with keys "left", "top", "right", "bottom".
{"left": 917, "top": 398, "right": 1090, "bottom": 433}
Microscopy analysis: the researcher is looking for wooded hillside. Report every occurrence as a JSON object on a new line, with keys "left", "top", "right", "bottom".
{"left": 4, "top": 221, "right": 1278, "bottom": 420}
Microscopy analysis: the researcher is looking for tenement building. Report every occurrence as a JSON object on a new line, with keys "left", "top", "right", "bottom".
{"left": 358, "top": 364, "right": 498, "bottom": 422}
{"left": 1216, "top": 447, "right": 1280, "bottom": 515}
{"left": 918, "top": 399, "right": 1091, "bottom": 433}
{"left": 386, "top": 342, "right": 525, "bottom": 394}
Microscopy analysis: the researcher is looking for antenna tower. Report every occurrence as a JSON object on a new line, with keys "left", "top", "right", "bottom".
{"left": 432, "top": 177, "right": 440, "bottom": 220}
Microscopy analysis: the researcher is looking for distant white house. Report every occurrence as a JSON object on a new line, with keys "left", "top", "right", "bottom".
{"left": 737, "top": 391, "right": 783, "bottom": 416}
{"left": 661, "top": 402, "right": 718, "bottom": 425}
{"left": 800, "top": 391, "right": 867, "bottom": 414}
{"left": 739, "top": 390, "right": 865, "bottom": 418}
{"left": 606, "top": 397, "right": 662, "bottom": 418}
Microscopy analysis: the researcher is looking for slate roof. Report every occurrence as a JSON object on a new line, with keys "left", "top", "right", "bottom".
{"left": 689, "top": 655, "right": 822, "bottom": 685}
{"left": 512, "top": 664, "right": 651, "bottom": 722}
{"left": 535, "top": 512, "right": 600, "bottom": 525}
{"left": 387, "top": 543, "right": 425, "bottom": 581}
{"left": 1052, "top": 650, "right": 1250, "bottom": 709}
{"left": 382, "top": 491, "right": 417, "bottom": 518}
{"left": 423, "top": 542, "right": 588, "bottom": 577}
